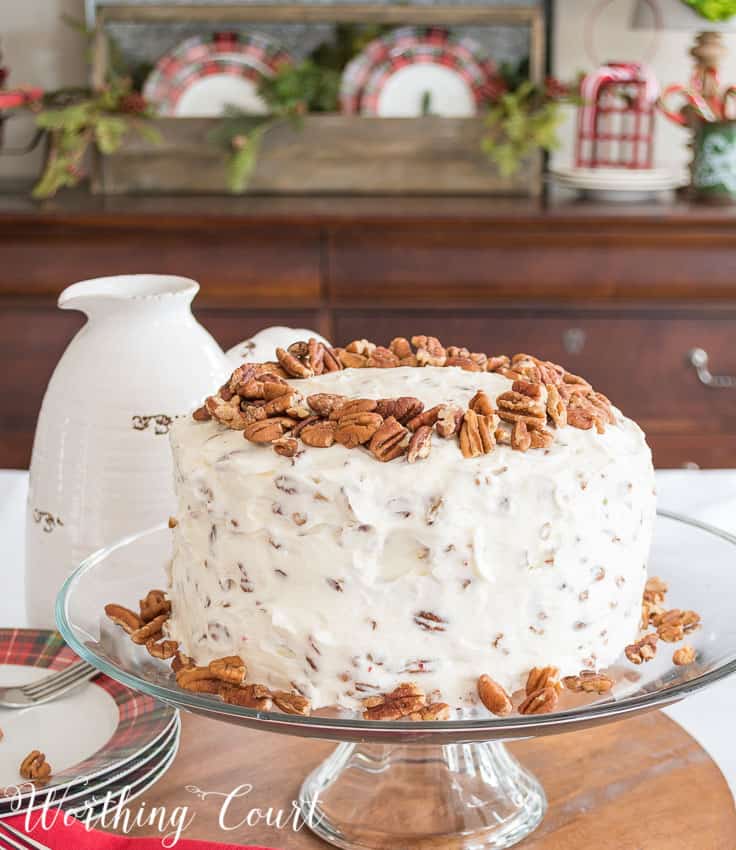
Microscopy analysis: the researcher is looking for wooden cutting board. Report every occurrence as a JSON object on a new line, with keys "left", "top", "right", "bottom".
{"left": 115, "top": 710, "right": 735, "bottom": 848}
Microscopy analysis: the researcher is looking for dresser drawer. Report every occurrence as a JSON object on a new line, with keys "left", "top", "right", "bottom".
{"left": 333, "top": 310, "right": 736, "bottom": 440}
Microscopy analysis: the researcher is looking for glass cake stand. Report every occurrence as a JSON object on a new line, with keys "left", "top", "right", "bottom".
{"left": 56, "top": 511, "right": 736, "bottom": 850}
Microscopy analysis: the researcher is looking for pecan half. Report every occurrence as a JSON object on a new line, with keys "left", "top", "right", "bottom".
{"left": 525, "top": 666, "right": 559, "bottom": 695}
{"left": 477, "top": 674, "right": 512, "bottom": 716}
{"left": 407, "top": 404, "right": 442, "bottom": 432}
{"left": 367, "top": 346, "right": 400, "bottom": 368}
{"left": 323, "top": 346, "right": 343, "bottom": 372}
{"left": 496, "top": 390, "right": 546, "bottom": 430}
{"left": 486, "top": 355, "right": 510, "bottom": 373}
{"left": 192, "top": 405, "right": 211, "bottom": 421}
{"left": 673, "top": 645, "right": 697, "bottom": 666}
{"left": 643, "top": 576, "right": 668, "bottom": 605}
{"left": 625, "top": 633, "right": 658, "bottom": 665}
{"left": 407, "top": 426, "right": 432, "bottom": 463}
{"left": 337, "top": 349, "right": 369, "bottom": 369}
{"left": 104, "top": 603, "right": 142, "bottom": 635}
{"left": 300, "top": 420, "right": 337, "bottom": 447}
{"left": 307, "top": 393, "right": 346, "bottom": 417}
{"left": 146, "top": 636, "right": 179, "bottom": 660}
{"left": 436, "top": 404, "right": 463, "bottom": 438}
{"left": 653, "top": 609, "right": 700, "bottom": 642}
{"left": 375, "top": 397, "right": 423, "bottom": 424}
{"left": 446, "top": 356, "right": 481, "bottom": 371}
{"left": 409, "top": 702, "right": 450, "bottom": 721}
{"left": 362, "top": 682, "right": 426, "bottom": 720}
{"left": 459, "top": 409, "right": 495, "bottom": 458}
{"left": 346, "top": 339, "right": 376, "bottom": 356}
{"left": 171, "top": 651, "right": 193, "bottom": 674}
{"left": 205, "top": 394, "right": 248, "bottom": 430}
{"left": 469, "top": 390, "right": 494, "bottom": 416}
{"left": 330, "top": 398, "right": 377, "bottom": 420}
{"left": 389, "top": 337, "right": 412, "bottom": 359}
{"left": 243, "top": 418, "right": 287, "bottom": 444}
{"left": 529, "top": 428, "right": 554, "bottom": 449}
{"left": 273, "top": 437, "right": 299, "bottom": 458}
{"left": 412, "top": 335, "right": 446, "bottom": 367}
{"left": 139, "top": 590, "right": 171, "bottom": 623}
{"left": 272, "top": 690, "right": 311, "bottom": 716}
{"left": 336, "top": 412, "right": 384, "bottom": 449}
{"left": 545, "top": 383, "right": 567, "bottom": 428}
{"left": 20, "top": 751, "right": 51, "bottom": 781}
{"left": 562, "top": 670, "right": 613, "bottom": 694}
{"left": 131, "top": 613, "right": 169, "bottom": 645}
{"left": 209, "top": 655, "right": 247, "bottom": 685}
{"left": 307, "top": 338, "right": 325, "bottom": 375}
{"left": 518, "top": 686, "right": 558, "bottom": 715}
{"left": 511, "top": 420, "right": 532, "bottom": 452}
{"left": 276, "top": 346, "right": 313, "bottom": 379}
{"left": 220, "top": 683, "right": 273, "bottom": 710}
{"left": 369, "top": 416, "right": 409, "bottom": 461}
{"left": 176, "top": 666, "right": 221, "bottom": 694}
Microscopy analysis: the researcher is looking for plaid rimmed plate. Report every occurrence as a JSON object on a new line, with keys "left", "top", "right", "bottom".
{"left": 0, "top": 630, "right": 175, "bottom": 800}
{"left": 340, "top": 27, "right": 494, "bottom": 115}
{"left": 143, "top": 31, "right": 292, "bottom": 116}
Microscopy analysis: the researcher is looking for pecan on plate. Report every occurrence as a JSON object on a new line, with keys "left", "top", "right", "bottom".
{"left": 673, "top": 645, "right": 697, "bottom": 666}
{"left": 335, "top": 412, "right": 384, "bottom": 449}
{"left": 104, "top": 603, "right": 142, "bottom": 635}
{"left": 307, "top": 393, "right": 346, "bottom": 417}
{"left": 653, "top": 609, "right": 700, "bottom": 642}
{"left": 625, "top": 633, "right": 658, "bottom": 665}
{"left": 459, "top": 409, "right": 495, "bottom": 458}
{"left": 362, "top": 682, "right": 426, "bottom": 720}
{"left": 276, "top": 346, "right": 313, "bottom": 379}
{"left": 176, "top": 666, "right": 221, "bottom": 694}
{"left": 375, "top": 397, "right": 423, "bottom": 425}
{"left": 20, "top": 751, "right": 52, "bottom": 781}
{"left": 369, "top": 416, "right": 409, "bottom": 461}
{"left": 272, "top": 690, "right": 312, "bottom": 716}
{"left": 477, "top": 674, "right": 512, "bottom": 716}
{"left": 209, "top": 655, "right": 247, "bottom": 685}
{"left": 408, "top": 702, "right": 451, "bottom": 721}
{"left": 130, "top": 613, "right": 170, "bottom": 645}
{"left": 436, "top": 404, "right": 463, "bottom": 438}
{"left": 407, "top": 426, "right": 432, "bottom": 463}
{"left": 525, "top": 666, "right": 559, "bottom": 695}
{"left": 518, "top": 686, "right": 558, "bottom": 715}
{"left": 407, "top": 404, "right": 442, "bottom": 432}
{"left": 562, "top": 670, "right": 613, "bottom": 694}
{"left": 300, "top": 420, "right": 337, "bottom": 448}
{"left": 146, "top": 636, "right": 179, "bottom": 660}
{"left": 139, "top": 589, "right": 171, "bottom": 623}
{"left": 220, "top": 683, "right": 273, "bottom": 710}
{"left": 367, "top": 346, "right": 400, "bottom": 368}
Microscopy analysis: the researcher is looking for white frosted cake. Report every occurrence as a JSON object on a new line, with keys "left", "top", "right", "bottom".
{"left": 165, "top": 338, "right": 656, "bottom": 712}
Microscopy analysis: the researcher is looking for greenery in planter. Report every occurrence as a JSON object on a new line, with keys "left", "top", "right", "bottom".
{"left": 683, "top": 0, "right": 736, "bottom": 21}
{"left": 482, "top": 62, "right": 577, "bottom": 178}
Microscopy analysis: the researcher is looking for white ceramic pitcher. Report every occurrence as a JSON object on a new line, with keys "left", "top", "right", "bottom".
{"left": 25, "top": 274, "right": 231, "bottom": 628}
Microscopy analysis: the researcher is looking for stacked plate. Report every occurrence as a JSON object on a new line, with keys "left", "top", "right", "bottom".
{"left": 340, "top": 27, "right": 496, "bottom": 117}
{"left": 143, "top": 32, "right": 293, "bottom": 117}
{"left": 550, "top": 166, "right": 688, "bottom": 201}
{"left": 0, "top": 630, "right": 178, "bottom": 820}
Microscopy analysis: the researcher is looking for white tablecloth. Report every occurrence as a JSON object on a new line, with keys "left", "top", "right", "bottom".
{"left": 2, "top": 469, "right": 736, "bottom": 799}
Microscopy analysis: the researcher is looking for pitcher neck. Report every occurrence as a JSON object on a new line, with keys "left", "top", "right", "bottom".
{"left": 58, "top": 275, "right": 200, "bottom": 321}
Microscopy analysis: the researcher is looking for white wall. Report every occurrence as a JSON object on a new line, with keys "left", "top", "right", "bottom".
{"left": 3, "top": 0, "right": 736, "bottom": 179}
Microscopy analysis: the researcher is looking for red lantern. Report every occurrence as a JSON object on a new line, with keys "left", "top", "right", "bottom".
{"left": 575, "top": 62, "right": 659, "bottom": 169}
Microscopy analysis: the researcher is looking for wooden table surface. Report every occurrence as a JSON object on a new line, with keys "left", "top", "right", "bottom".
{"left": 116, "top": 709, "right": 736, "bottom": 849}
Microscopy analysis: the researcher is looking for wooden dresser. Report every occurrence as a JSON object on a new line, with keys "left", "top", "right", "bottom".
{"left": 1, "top": 187, "right": 735, "bottom": 469}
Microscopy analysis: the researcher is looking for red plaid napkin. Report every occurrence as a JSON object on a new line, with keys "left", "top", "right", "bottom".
{"left": 3, "top": 811, "right": 280, "bottom": 850}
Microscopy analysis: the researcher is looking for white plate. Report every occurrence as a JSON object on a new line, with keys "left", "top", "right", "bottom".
{"left": 551, "top": 167, "right": 686, "bottom": 191}
{"left": 174, "top": 75, "right": 268, "bottom": 117}
{"left": 373, "top": 63, "right": 476, "bottom": 117}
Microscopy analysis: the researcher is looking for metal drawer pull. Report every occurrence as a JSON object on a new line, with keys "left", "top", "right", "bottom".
{"left": 688, "top": 348, "right": 736, "bottom": 388}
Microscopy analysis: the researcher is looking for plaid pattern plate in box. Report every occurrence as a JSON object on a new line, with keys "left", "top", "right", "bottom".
{"left": 0, "top": 629, "right": 176, "bottom": 800}
{"left": 340, "top": 27, "right": 496, "bottom": 115}
{"left": 143, "top": 31, "right": 292, "bottom": 116}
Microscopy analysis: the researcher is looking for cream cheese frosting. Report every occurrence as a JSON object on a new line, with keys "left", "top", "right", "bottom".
{"left": 166, "top": 365, "right": 656, "bottom": 711}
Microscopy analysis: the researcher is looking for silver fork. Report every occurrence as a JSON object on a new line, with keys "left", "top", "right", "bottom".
{"left": 0, "top": 820, "right": 51, "bottom": 850}
{"left": 0, "top": 660, "right": 98, "bottom": 709}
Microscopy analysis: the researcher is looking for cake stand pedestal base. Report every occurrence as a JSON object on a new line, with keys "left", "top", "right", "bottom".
{"left": 299, "top": 741, "right": 545, "bottom": 850}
